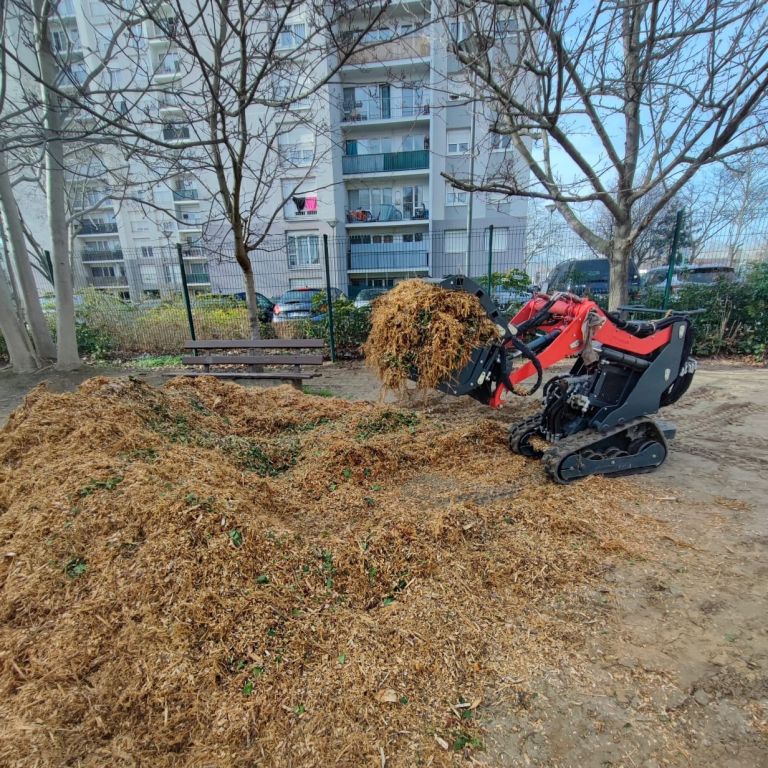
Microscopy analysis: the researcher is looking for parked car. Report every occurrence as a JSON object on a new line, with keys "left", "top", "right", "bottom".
{"left": 642, "top": 264, "right": 737, "bottom": 292}
{"left": 353, "top": 287, "right": 388, "bottom": 308}
{"left": 546, "top": 258, "right": 640, "bottom": 297}
{"left": 227, "top": 291, "right": 275, "bottom": 322}
{"left": 272, "top": 287, "right": 345, "bottom": 322}
{"left": 491, "top": 287, "right": 535, "bottom": 309}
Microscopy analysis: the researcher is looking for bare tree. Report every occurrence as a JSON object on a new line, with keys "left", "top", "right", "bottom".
{"left": 3, "top": 0, "right": 391, "bottom": 339}
{"left": 444, "top": 0, "right": 768, "bottom": 308}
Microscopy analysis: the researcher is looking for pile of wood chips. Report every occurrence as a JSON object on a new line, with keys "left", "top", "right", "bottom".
{"left": 0, "top": 377, "right": 651, "bottom": 767}
{"left": 364, "top": 279, "right": 500, "bottom": 390}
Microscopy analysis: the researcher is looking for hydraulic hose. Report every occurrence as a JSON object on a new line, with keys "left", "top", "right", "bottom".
{"left": 499, "top": 336, "right": 543, "bottom": 396}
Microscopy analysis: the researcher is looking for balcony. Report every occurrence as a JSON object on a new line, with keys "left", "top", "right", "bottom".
{"left": 158, "top": 94, "right": 184, "bottom": 114}
{"left": 347, "top": 35, "right": 430, "bottom": 66}
{"left": 81, "top": 249, "right": 123, "bottom": 262}
{"left": 185, "top": 270, "right": 210, "bottom": 284}
{"left": 342, "top": 149, "right": 429, "bottom": 175}
{"left": 77, "top": 221, "right": 118, "bottom": 235}
{"left": 155, "top": 60, "right": 182, "bottom": 79}
{"left": 346, "top": 203, "right": 428, "bottom": 224}
{"left": 342, "top": 98, "right": 430, "bottom": 124}
{"left": 178, "top": 215, "right": 205, "bottom": 232}
{"left": 147, "top": 19, "right": 178, "bottom": 41}
{"left": 173, "top": 188, "right": 199, "bottom": 201}
{"left": 181, "top": 246, "right": 205, "bottom": 259}
{"left": 284, "top": 194, "right": 319, "bottom": 219}
{"left": 349, "top": 243, "right": 428, "bottom": 271}
{"left": 163, "top": 125, "right": 190, "bottom": 141}
{"left": 87, "top": 274, "right": 128, "bottom": 287}
{"left": 73, "top": 193, "right": 113, "bottom": 211}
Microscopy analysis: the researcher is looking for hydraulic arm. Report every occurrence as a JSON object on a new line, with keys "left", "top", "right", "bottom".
{"left": 425, "top": 276, "right": 696, "bottom": 483}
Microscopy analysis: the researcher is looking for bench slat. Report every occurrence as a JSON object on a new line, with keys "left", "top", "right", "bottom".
{"left": 169, "top": 371, "right": 318, "bottom": 380}
{"left": 182, "top": 354, "right": 322, "bottom": 367}
{"left": 184, "top": 339, "right": 324, "bottom": 350}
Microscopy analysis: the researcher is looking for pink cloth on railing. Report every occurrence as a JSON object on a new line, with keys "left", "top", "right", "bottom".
{"left": 305, "top": 196, "right": 318, "bottom": 213}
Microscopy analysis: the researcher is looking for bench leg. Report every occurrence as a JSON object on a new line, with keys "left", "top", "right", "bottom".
{"left": 290, "top": 379, "right": 303, "bottom": 392}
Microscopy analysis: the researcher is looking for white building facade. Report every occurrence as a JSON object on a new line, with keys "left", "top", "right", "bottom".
{"left": 17, "top": 0, "right": 529, "bottom": 302}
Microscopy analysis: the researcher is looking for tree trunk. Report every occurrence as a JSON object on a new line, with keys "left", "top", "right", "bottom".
{"left": 0, "top": 152, "right": 57, "bottom": 361}
{"left": 608, "top": 225, "right": 632, "bottom": 310}
{"left": 0, "top": 266, "right": 40, "bottom": 372}
{"left": 35, "top": 9, "right": 80, "bottom": 370}
{"left": 233, "top": 239, "right": 261, "bottom": 340}
{"left": 242, "top": 265, "right": 262, "bottom": 340}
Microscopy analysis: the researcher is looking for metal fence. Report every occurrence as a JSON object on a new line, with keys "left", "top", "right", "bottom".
{"left": 59, "top": 219, "right": 768, "bottom": 359}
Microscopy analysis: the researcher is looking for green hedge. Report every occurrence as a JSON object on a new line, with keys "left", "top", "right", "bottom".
{"left": 634, "top": 262, "right": 768, "bottom": 359}
{"left": 3, "top": 268, "right": 767, "bottom": 365}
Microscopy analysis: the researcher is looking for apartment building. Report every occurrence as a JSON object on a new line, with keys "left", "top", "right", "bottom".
{"left": 20, "top": 0, "right": 529, "bottom": 302}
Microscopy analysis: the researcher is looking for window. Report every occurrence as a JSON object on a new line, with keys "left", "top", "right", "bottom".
{"left": 445, "top": 230, "right": 468, "bottom": 253}
{"left": 282, "top": 180, "right": 318, "bottom": 217}
{"left": 495, "top": 17, "right": 518, "bottom": 38}
{"left": 447, "top": 130, "right": 470, "bottom": 155}
{"left": 491, "top": 133, "right": 512, "bottom": 151}
{"left": 90, "top": 265, "right": 120, "bottom": 277}
{"left": 449, "top": 20, "right": 468, "bottom": 43}
{"left": 446, "top": 186, "right": 468, "bottom": 206}
{"left": 287, "top": 234, "right": 320, "bottom": 268}
{"left": 279, "top": 130, "right": 315, "bottom": 166}
{"left": 346, "top": 137, "right": 392, "bottom": 156}
{"left": 273, "top": 79, "right": 311, "bottom": 110}
{"left": 485, "top": 227, "right": 509, "bottom": 252}
{"left": 402, "top": 134, "right": 427, "bottom": 152}
{"left": 277, "top": 22, "right": 306, "bottom": 50}
{"left": 141, "top": 246, "right": 155, "bottom": 258}
{"left": 140, "top": 264, "right": 158, "bottom": 283}
{"left": 402, "top": 233, "right": 423, "bottom": 243}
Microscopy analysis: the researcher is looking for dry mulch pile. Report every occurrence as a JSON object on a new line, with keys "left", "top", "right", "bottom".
{"left": 364, "top": 279, "right": 501, "bottom": 390}
{"left": 0, "top": 377, "right": 653, "bottom": 767}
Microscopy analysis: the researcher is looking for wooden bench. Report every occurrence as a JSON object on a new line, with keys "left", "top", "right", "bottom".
{"left": 177, "top": 339, "right": 324, "bottom": 390}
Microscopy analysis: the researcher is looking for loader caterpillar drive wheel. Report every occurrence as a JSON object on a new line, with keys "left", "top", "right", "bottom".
{"left": 508, "top": 413, "right": 547, "bottom": 458}
{"left": 542, "top": 418, "right": 669, "bottom": 484}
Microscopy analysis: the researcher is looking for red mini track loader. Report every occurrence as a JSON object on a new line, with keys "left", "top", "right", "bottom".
{"left": 421, "top": 276, "right": 696, "bottom": 483}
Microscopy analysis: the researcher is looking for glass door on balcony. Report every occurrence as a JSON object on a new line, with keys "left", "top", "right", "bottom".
{"left": 402, "top": 86, "right": 420, "bottom": 117}
{"left": 375, "top": 85, "right": 390, "bottom": 119}
{"left": 401, "top": 185, "right": 425, "bottom": 219}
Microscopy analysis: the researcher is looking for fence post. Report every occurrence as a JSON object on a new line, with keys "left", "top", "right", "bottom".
{"left": 176, "top": 243, "right": 196, "bottom": 340}
{"left": 323, "top": 234, "right": 337, "bottom": 363}
{"left": 486, "top": 224, "right": 494, "bottom": 294}
{"left": 662, "top": 210, "right": 684, "bottom": 311}
{"left": 43, "top": 250, "right": 55, "bottom": 285}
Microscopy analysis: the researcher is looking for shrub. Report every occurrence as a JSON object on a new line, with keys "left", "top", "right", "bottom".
{"left": 634, "top": 263, "right": 768, "bottom": 360}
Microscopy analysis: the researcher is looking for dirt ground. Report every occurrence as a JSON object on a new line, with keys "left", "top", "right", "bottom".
{"left": 1, "top": 360, "right": 766, "bottom": 767}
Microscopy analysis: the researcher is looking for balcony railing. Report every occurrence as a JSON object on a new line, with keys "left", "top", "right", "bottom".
{"left": 78, "top": 221, "right": 118, "bottom": 234}
{"left": 349, "top": 244, "right": 428, "bottom": 271}
{"left": 73, "top": 193, "right": 113, "bottom": 210}
{"left": 347, "top": 35, "right": 430, "bottom": 65}
{"left": 346, "top": 203, "right": 428, "bottom": 223}
{"left": 342, "top": 97, "right": 430, "bottom": 123}
{"left": 178, "top": 216, "right": 205, "bottom": 228}
{"left": 87, "top": 274, "right": 128, "bottom": 287}
{"left": 163, "top": 125, "right": 190, "bottom": 140}
{"left": 148, "top": 19, "right": 178, "bottom": 39}
{"left": 158, "top": 94, "right": 183, "bottom": 109}
{"left": 181, "top": 246, "right": 205, "bottom": 259}
{"left": 342, "top": 149, "right": 429, "bottom": 175}
{"left": 81, "top": 249, "right": 123, "bottom": 262}
{"left": 173, "top": 188, "right": 199, "bottom": 200}
{"left": 186, "top": 271, "right": 210, "bottom": 284}
{"left": 285, "top": 195, "right": 319, "bottom": 218}
{"left": 156, "top": 60, "right": 182, "bottom": 75}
